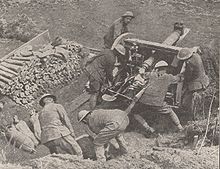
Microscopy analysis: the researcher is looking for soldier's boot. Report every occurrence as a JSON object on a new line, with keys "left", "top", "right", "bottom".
{"left": 70, "top": 139, "right": 84, "bottom": 158}
{"left": 134, "top": 114, "right": 155, "bottom": 133}
{"left": 115, "top": 134, "right": 128, "bottom": 155}
{"left": 143, "top": 123, "right": 155, "bottom": 133}
{"left": 104, "top": 143, "right": 111, "bottom": 160}
{"left": 109, "top": 138, "right": 120, "bottom": 149}
{"left": 63, "top": 135, "right": 83, "bottom": 158}
{"left": 95, "top": 145, "right": 106, "bottom": 162}
{"left": 168, "top": 111, "right": 184, "bottom": 131}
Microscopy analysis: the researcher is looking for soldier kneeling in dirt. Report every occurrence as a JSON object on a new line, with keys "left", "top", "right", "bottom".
{"left": 177, "top": 48, "right": 209, "bottom": 120}
{"left": 78, "top": 109, "right": 129, "bottom": 161}
{"left": 38, "top": 94, "right": 83, "bottom": 157}
{"left": 83, "top": 44, "right": 126, "bottom": 110}
{"left": 136, "top": 60, "right": 184, "bottom": 133}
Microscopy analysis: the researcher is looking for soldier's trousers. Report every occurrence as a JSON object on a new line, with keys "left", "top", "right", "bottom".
{"left": 154, "top": 102, "right": 181, "bottom": 127}
{"left": 44, "top": 134, "right": 83, "bottom": 157}
{"left": 84, "top": 71, "right": 103, "bottom": 110}
{"left": 182, "top": 89, "right": 205, "bottom": 120}
{"left": 93, "top": 120, "right": 129, "bottom": 161}
{"left": 137, "top": 102, "right": 182, "bottom": 130}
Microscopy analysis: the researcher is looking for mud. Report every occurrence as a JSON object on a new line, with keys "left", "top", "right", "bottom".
{"left": 17, "top": 133, "right": 219, "bottom": 169}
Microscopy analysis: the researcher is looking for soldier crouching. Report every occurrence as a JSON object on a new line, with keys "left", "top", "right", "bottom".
{"left": 38, "top": 94, "right": 83, "bottom": 157}
{"left": 78, "top": 109, "right": 129, "bottom": 161}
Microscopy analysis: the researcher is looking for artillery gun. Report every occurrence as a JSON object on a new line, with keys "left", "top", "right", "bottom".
{"left": 0, "top": 22, "right": 193, "bottom": 112}
{"left": 102, "top": 22, "right": 192, "bottom": 109}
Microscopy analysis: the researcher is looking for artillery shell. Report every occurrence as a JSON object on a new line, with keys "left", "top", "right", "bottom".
{"left": 24, "top": 90, "right": 30, "bottom": 96}
{"left": 0, "top": 65, "right": 17, "bottom": 75}
{"left": 21, "top": 98, "right": 28, "bottom": 104}
{"left": 24, "top": 84, "right": 30, "bottom": 90}
{"left": 0, "top": 75, "right": 12, "bottom": 84}
{"left": 20, "top": 92, "right": 26, "bottom": 98}
{"left": 1, "top": 62, "right": 21, "bottom": 72}
{"left": 20, "top": 50, "right": 33, "bottom": 57}
{"left": 12, "top": 56, "right": 34, "bottom": 61}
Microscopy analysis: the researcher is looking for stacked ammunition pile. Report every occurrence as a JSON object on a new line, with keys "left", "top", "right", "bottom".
{"left": 0, "top": 40, "right": 83, "bottom": 107}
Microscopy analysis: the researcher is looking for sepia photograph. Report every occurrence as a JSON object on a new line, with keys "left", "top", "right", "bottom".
{"left": 0, "top": 0, "right": 219, "bottom": 168}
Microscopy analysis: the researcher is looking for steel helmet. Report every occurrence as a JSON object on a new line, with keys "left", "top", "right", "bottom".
{"left": 78, "top": 110, "right": 91, "bottom": 122}
{"left": 39, "top": 93, "right": 56, "bottom": 107}
{"left": 177, "top": 48, "right": 194, "bottom": 60}
{"left": 114, "top": 44, "right": 126, "bottom": 55}
{"left": 154, "top": 60, "right": 168, "bottom": 69}
{"left": 122, "top": 11, "right": 134, "bottom": 18}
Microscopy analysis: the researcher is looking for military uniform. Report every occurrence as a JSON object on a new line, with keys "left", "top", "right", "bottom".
{"left": 182, "top": 53, "right": 209, "bottom": 119}
{"left": 87, "top": 109, "right": 129, "bottom": 161}
{"left": 39, "top": 103, "right": 82, "bottom": 156}
{"left": 139, "top": 71, "right": 183, "bottom": 129}
{"left": 84, "top": 49, "right": 115, "bottom": 92}
{"left": 84, "top": 49, "right": 116, "bottom": 110}
{"left": 184, "top": 53, "right": 209, "bottom": 91}
{"left": 104, "top": 18, "right": 129, "bottom": 49}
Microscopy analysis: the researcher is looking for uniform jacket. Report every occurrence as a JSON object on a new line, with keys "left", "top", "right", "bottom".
{"left": 103, "top": 18, "right": 129, "bottom": 49}
{"left": 84, "top": 49, "right": 116, "bottom": 84}
{"left": 88, "top": 109, "right": 129, "bottom": 134}
{"left": 184, "top": 53, "right": 209, "bottom": 91}
{"left": 39, "top": 103, "right": 74, "bottom": 144}
{"left": 140, "top": 72, "right": 181, "bottom": 107}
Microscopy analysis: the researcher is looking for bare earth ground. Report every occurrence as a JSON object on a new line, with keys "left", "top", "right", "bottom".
{"left": 0, "top": 0, "right": 219, "bottom": 168}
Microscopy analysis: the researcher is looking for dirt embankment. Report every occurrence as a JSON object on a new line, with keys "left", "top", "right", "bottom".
{"left": 0, "top": 132, "right": 218, "bottom": 169}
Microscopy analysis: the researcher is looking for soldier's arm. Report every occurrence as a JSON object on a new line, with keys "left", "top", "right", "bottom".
{"left": 169, "top": 74, "right": 184, "bottom": 84}
{"left": 104, "top": 24, "right": 115, "bottom": 48}
{"left": 106, "top": 65, "right": 114, "bottom": 84}
{"left": 57, "top": 105, "right": 74, "bottom": 134}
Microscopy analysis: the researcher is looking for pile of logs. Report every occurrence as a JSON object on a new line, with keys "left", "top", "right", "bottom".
{"left": 0, "top": 39, "right": 84, "bottom": 107}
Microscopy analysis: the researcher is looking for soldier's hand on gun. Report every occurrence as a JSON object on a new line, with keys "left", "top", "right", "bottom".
{"left": 178, "top": 73, "right": 185, "bottom": 82}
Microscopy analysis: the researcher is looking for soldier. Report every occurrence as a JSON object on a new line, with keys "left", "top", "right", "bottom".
{"left": 78, "top": 109, "right": 129, "bottom": 162}
{"left": 177, "top": 48, "right": 209, "bottom": 120}
{"left": 137, "top": 60, "right": 184, "bottom": 132}
{"left": 104, "top": 11, "right": 134, "bottom": 49}
{"left": 38, "top": 94, "right": 83, "bottom": 157}
{"left": 84, "top": 44, "right": 126, "bottom": 110}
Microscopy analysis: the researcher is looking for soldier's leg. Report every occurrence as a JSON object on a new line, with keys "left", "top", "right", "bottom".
{"left": 94, "top": 145, "right": 106, "bottom": 162}
{"left": 44, "top": 139, "right": 60, "bottom": 154}
{"left": 88, "top": 79, "right": 101, "bottom": 110}
{"left": 133, "top": 114, "right": 155, "bottom": 133}
{"left": 192, "top": 91, "right": 204, "bottom": 120}
{"left": 61, "top": 135, "right": 83, "bottom": 157}
{"left": 182, "top": 90, "right": 194, "bottom": 120}
{"left": 168, "top": 110, "right": 183, "bottom": 130}
{"left": 103, "top": 143, "right": 111, "bottom": 159}
{"left": 93, "top": 122, "right": 120, "bottom": 161}
{"left": 115, "top": 133, "right": 128, "bottom": 154}
{"left": 158, "top": 103, "right": 183, "bottom": 131}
